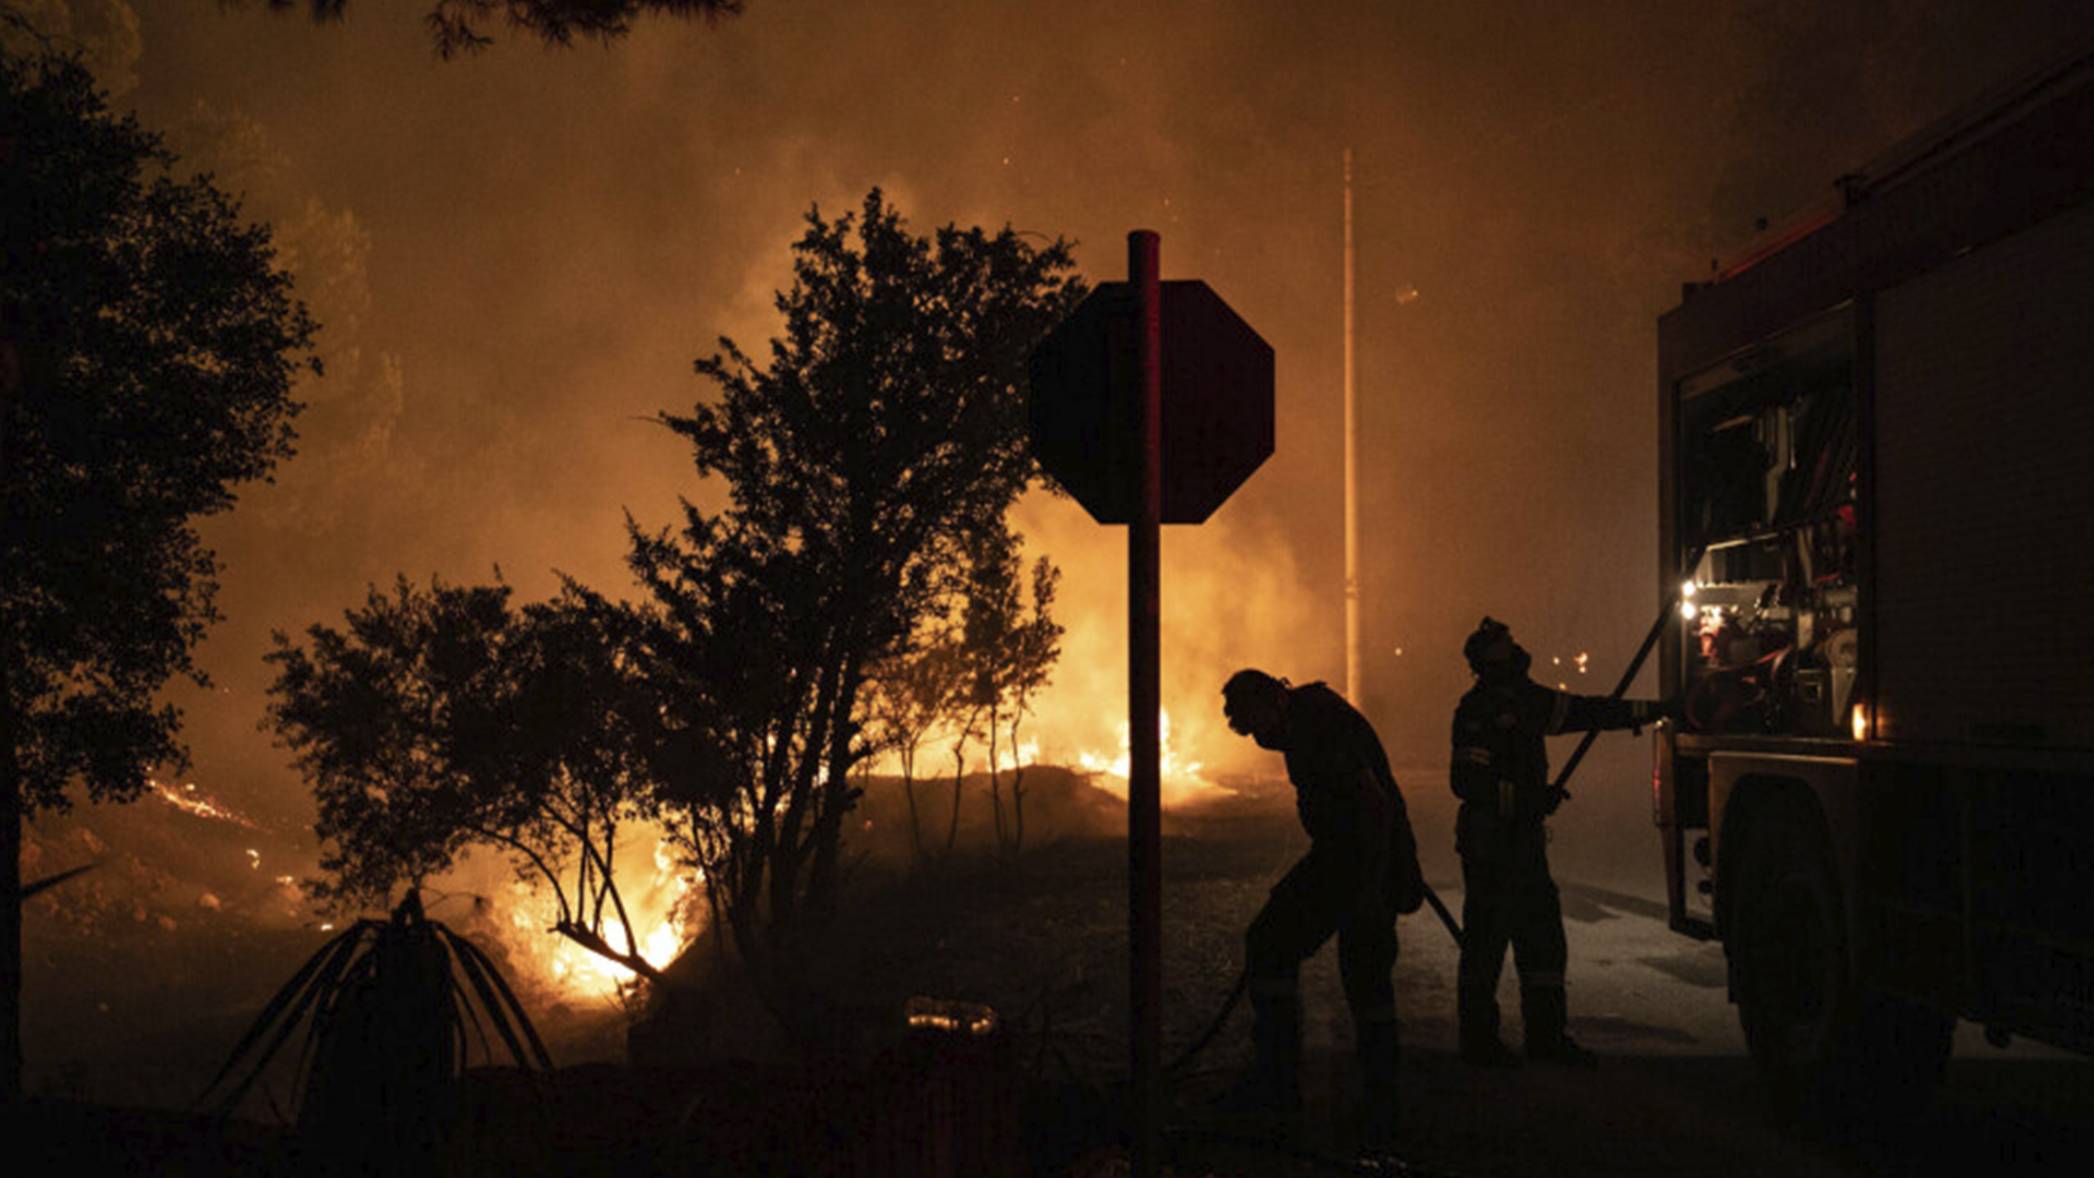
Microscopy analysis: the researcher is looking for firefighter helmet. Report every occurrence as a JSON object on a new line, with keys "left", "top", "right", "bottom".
{"left": 1463, "top": 617, "right": 1512, "bottom": 673}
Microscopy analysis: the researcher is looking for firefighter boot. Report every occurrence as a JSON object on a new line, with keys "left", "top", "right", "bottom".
{"left": 1458, "top": 990, "right": 1522, "bottom": 1068}
{"left": 1522, "top": 985, "right": 1597, "bottom": 1069}
{"left": 1355, "top": 1016, "right": 1402, "bottom": 1153}
{"left": 1213, "top": 988, "right": 1303, "bottom": 1134}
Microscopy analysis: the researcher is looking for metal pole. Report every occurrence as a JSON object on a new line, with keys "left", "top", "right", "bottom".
{"left": 1127, "top": 229, "right": 1164, "bottom": 1178}
{"left": 1343, "top": 148, "right": 1361, "bottom": 704}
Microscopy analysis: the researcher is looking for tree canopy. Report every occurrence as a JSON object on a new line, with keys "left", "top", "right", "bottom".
{"left": 634, "top": 189, "right": 1083, "bottom": 959}
{"left": 955, "top": 526, "right": 1062, "bottom": 859}
{"left": 268, "top": 578, "right": 673, "bottom": 981}
{"left": 2, "top": 47, "right": 316, "bottom": 815}
{"left": 267, "top": 578, "right": 518, "bottom": 906}
{"left": 254, "top": 0, "right": 747, "bottom": 57}
{"left": 1, "top": 44, "right": 316, "bottom": 1101}
{"left": 266, "top": 190, "right": 1081, "bottom": 1037}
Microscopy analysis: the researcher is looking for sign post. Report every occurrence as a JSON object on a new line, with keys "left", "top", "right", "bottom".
{"left": 1126, "top": 230, "right": 1163, "bottom": 1177}
{"left": 1028, "top": 231, "right": 1273, "bottom": 1178}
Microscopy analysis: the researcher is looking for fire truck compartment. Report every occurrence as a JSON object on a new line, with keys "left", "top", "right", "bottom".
{"left": 1873, "top": 197, "right": 2094, "bottom": 751}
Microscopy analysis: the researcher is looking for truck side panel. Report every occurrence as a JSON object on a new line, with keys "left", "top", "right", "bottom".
{"left": 1873, "top": 198, "right": 2094, "bottom": 750}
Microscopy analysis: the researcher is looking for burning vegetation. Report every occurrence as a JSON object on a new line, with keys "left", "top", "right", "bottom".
{"left": 19, "top": 3, "right": 2094, "bottom": 1173}
{"left": 1077, "top": 710, "right": 1224, "bottom": 807}
{"left": 245, "top": 192, "right": 1100, "bottom": 1053}
{"left": 148, "top": 779, "right": 261, "bottom": 830}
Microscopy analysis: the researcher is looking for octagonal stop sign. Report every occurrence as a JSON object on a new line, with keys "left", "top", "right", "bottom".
{"left": 1027, "top": 280, "right": 1274, "bottom": 524}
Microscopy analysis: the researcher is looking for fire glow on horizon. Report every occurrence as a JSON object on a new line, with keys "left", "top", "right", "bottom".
{"left": 1076, "top": 709, "right": 1225, "bottom": 806}
{"left": 144, "top": 771, "right": 704, "bottom": 1006}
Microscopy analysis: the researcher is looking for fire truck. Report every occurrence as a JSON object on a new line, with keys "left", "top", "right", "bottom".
{"left": 1651, "top": 49, "right": 2094, "bottom": 1111}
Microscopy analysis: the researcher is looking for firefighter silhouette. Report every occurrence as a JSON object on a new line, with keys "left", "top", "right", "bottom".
{"left": 1220, "top": 669, "right": 1424, "bottom": 1134}
{"left": 1451, "top": 617, "right": 1667, "bottom": 1068}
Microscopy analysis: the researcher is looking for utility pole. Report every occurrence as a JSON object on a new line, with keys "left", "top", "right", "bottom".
{"left": 1343, "top": 147, "right": 1361, "bottom": 704}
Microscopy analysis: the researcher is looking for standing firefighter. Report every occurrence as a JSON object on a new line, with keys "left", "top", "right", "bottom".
{"left": 1451, "top": 617, "right": 1667, "bottom": 1068}
{"left": 1219, "top": 669, "right": 1424, "bottom": 1136}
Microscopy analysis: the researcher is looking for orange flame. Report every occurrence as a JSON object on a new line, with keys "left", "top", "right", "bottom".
{"left": 149, "top": 778, "right": 259, "bottom": 829}
{"left": 498, "top": 833, "right": 701, "bottom": 1003}
{"left": 1077, "top": 710, "right": 1227, "bottom": 806}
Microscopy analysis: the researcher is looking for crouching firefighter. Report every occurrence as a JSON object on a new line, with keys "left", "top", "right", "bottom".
{"left": 1219, "top": 669, "right": 1425, "bottom": 1135}
{"left": 1451, "top": 617, "right": 1670, "bottom": 1069}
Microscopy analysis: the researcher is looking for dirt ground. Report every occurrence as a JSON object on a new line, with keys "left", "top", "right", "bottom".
{"left": 18, "top": 769, "right": 2094, "bottom": 1176}
{"left": 540, "top": 771, "right": 2094, "bottom": 1176}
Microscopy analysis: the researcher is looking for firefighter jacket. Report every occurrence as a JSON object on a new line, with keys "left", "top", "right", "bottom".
{"left": 1450, "top": 679, "right": 1659, "bottom": 822}
{"left": 1280, "top": 682, "right": 1424, "bottom": 914}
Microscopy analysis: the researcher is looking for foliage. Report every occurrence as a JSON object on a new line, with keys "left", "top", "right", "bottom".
{"left": 250, "top": 0, "right": 746, "bottom": 57}
{"left": 266, "top": 578, "right": 506, "bottom": 903}
{"left": 0, "top": 4, "right": 142, "bottom": 97}
{"left": 162, "top": 99, "right": 410, "bottom": 545}
{"left": 479, "top": 581, "right": 676, "bottom": 977}
{"left": 866, "top": 528, "right": 1061, "bottom": 866}
{"left": 863, "top": 624, "right": 967, "bottom": 864}
{"left": 206, "top": 890, "right": 550, "bottom": 1169}
{"left": 939, "top": 629, "right": 986, "bottom": 858}
{"left": 267, "top": 190, "right": 1081, "bottom": 1035}
{"left": 955, "top": 527, "right": 1062, "bottom": 860}
{"left": 1, "top": 43, "right": 314, "bottom": 1101}
{"left": 266, "top": 576, "right": 670, "bottom": 981}
{"left": 2, "top": 46, "right": 316, "bottom": 817}
{"left": 632, "top": 188, "right": 1083, "bottom": 979}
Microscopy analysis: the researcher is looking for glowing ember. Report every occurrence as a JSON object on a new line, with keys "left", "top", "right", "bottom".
{"left": 903, "top": 995, "right": 998, "bottom": 1036}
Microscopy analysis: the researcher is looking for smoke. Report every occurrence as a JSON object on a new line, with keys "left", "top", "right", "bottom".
{"left": 21, "top": 0, "right": 2094, "bottom": 1113}
{"left": 1, "top": 0, "right": 140, "bottom": 95}
{"left": 1011, "top": 488, "right": 1330, "bottom": 783}
{"left": 26, "top": 0, "right": 2086, "bottom": 855}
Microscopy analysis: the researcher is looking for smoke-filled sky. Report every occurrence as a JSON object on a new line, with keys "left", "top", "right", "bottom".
{"left": 30, "top": 0, "right": 2094, "bottom": 865}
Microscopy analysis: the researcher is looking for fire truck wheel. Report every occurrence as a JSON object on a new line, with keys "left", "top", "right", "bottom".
{"left": 1727, "top": 792, "right": 1952, "bottom": 1123}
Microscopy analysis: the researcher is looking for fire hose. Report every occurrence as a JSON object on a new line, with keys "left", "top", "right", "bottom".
{"left": 19, "top": 861, "right": 98, "bottom": 901}
{"left": 1544, "top": 541, "right": 1707, "bottom": 811}
{"left": 1166, "top": 879, "right": 1462, "bottom": 1076}
{"left": 1170, "top": 555, "right": 1706, "bottom": 1076}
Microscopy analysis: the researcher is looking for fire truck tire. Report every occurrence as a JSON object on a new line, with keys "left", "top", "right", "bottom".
{"left": 1727, "top": 792, "right": 1952, "bottom": 1122}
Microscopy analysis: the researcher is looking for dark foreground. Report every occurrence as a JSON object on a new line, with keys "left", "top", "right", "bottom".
{"left": 17, "top": 776, "right": 2094, "bottom": 1176}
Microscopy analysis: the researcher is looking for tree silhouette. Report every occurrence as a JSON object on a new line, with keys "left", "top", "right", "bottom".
{"left": 0, "top": 47, "right": 316, "bottom": 1102}
{"left": 267, "top": 578, "right": 674, "bottom": 982}
{"left": 632, "top": 189, "right": 1082, "bottom": 998}
{"left": 267, "top": 579, "right": 509, "bottom": 906}
{"left": 267, "top": 190, "right": 1079, "bottom": 1040}
{"left": 956, "top": 528, "right": 1061, "bottom": 861}
{"left": 250, "top": 0, "right": 747, "bottom": 57}
{"left": 941, "top": 640, "right": 988, "bottom": 859}
{"left": 864, "top": 625, "right": 968, "bottom": 866}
